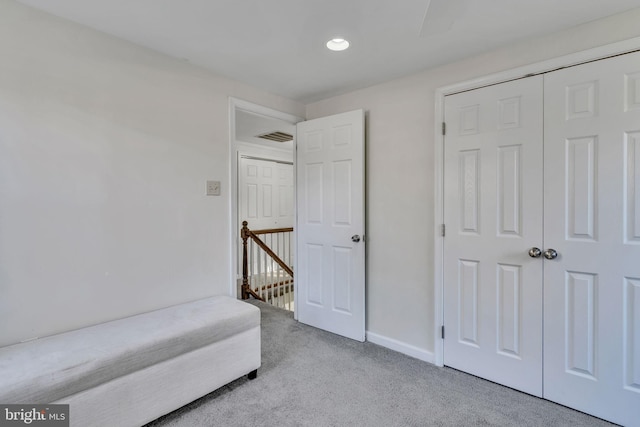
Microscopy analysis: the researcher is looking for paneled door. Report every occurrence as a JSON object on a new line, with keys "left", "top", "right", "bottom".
{"left": 443, "top": 50, "right": 640, "bottom": 426}
{"left": 239, "top": 157, "right": 294, "bottom": 230}
{"left": 443, "top": 76, "right": 544, "bottom": 396}
{"left": 296, "top": 110, "right": 366, "bottom": 342}
{"left": 543, "top": 51, "right": 640, "bottom": 427}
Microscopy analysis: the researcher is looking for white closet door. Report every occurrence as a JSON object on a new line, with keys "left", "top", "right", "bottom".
{"left": 443, "top": 76, "right": 544, "bottom": 396}
{"left": 543, "top": 50, "right": 640, "bottom": 427}
{"left": 239, "top": 157, "right": 293, "bottom": 230}
{"left": 275, "top": 162, "right": 294, "bottom": 228}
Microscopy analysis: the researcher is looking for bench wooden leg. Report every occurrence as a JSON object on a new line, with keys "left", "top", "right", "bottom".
{"left": 248, "top": 369, "right": 257, "bottom": 380}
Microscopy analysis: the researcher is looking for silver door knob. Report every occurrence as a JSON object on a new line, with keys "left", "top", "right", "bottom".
{"left": 528, "top": 247, "right": 542, "bottom": 258}
{"left": 351, "top": 235, "right": 361, "bottom": 243}
{"left": 543, "top": 249, "right": 558, "bottom": 260}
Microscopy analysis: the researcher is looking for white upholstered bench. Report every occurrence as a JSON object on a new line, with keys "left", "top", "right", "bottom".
{"left": 0, "top": 295, "right": 261, "bottom": 427}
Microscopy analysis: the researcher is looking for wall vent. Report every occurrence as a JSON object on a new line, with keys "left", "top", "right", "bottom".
{"left": 257, "top": 131, "right": 293, "bottom": 142}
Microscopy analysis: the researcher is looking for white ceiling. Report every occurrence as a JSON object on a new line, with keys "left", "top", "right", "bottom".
{"left": 16, "top": 0, "right": 640, "bottom": 103}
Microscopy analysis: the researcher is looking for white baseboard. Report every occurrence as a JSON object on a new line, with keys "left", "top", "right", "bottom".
{"left": 366, "top": 331, "right": 435, "bottom": 364}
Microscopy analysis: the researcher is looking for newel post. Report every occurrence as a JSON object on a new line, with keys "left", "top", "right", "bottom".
{"left": 241, "top": 221, "right": 250, "bottom": 300}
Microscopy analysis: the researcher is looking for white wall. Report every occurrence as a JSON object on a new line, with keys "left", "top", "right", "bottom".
{"left": 3, "top": 0, "right": 639, "bottom": 357}
{"left": 0, "top": 0, "right": 304, "bottom": 347}
{"left": 306, "top": 8, "right": 640, "bottom": 360}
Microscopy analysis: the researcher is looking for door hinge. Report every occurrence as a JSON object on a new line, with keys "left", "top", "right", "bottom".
{"left": 441, "top": 325, "right": 445, "bottom": 339}
{"left": 441, "top": 224, "right": 445, "bottom": 237}
{"left": 442, "top": 122, "right": 446, "bottom": 136}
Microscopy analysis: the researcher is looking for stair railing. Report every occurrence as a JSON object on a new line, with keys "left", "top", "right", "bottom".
{"left": 241, "top": 221, "right": 294, "bottom": 310}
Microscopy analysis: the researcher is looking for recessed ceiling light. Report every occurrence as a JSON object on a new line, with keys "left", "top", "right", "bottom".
{"left": 326, "top": 38, "right": 350, "bottom": 51}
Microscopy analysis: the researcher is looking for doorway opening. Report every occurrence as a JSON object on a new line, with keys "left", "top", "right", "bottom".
{"left": 229, "top": 99, "right": 302, "bottom": 314}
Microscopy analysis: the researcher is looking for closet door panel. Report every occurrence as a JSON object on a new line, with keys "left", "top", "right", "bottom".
{"left": 443, "top": 76, "right": 544, "bottom": 396}
{"left": 543, "top": 50, "right": 640, "bottom": 427}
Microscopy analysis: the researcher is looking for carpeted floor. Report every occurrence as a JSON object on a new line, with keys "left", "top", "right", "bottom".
{"left": 145, "top": 300, "right": 613, "bottom": 427}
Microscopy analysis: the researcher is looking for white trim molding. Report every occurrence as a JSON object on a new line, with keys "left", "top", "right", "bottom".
{"left": 367, "top": 331, "right": 435, "bottom": 364}
{"left": 433, "top": 36, "right": 640, "bottom": 367}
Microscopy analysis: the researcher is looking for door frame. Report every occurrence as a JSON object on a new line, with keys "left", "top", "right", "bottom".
{"left": 228, "top": 98, "right": 303, "bottom": 301}
{"left": 433, "top": 37, "right": 640, "bottom": 367}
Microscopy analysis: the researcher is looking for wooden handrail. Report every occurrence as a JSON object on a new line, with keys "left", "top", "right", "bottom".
{"left": 251, "top": 227, "right": 293, "bottom": 235}
{"left": 241, "top": 221, "right": 294, "bottom": 301}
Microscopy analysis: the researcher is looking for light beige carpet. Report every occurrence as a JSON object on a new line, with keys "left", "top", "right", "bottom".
{"left": 145, "top": 300, "right": 613, "bottom": 427}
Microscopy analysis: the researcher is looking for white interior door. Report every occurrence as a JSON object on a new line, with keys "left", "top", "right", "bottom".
{"left": 296, "top": 109, "right": 365, "bottom": 342}
{"left": 239, "top": 157, "right": 294, "bottom": 230}
{"left": 443, "top": 76, "right": 544, "bottom": 396}
{"left": 543, "top": 50, "right": 640, "bottom": 427}
{"left": 443, "top": 51, "right": 640, "bottom": 425}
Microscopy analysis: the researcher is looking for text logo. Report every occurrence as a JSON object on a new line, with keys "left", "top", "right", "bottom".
{"left": 0, "top": 405, "right": 68, "bottom": 427}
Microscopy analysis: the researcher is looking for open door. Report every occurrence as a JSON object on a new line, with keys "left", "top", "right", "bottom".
{"left": 296, "top": 110, "right": 366, "bottom": 341}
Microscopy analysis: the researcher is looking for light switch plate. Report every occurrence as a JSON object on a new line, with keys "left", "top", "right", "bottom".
{"left": 206, "top": 180, "right": 221, "bottom": 196}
